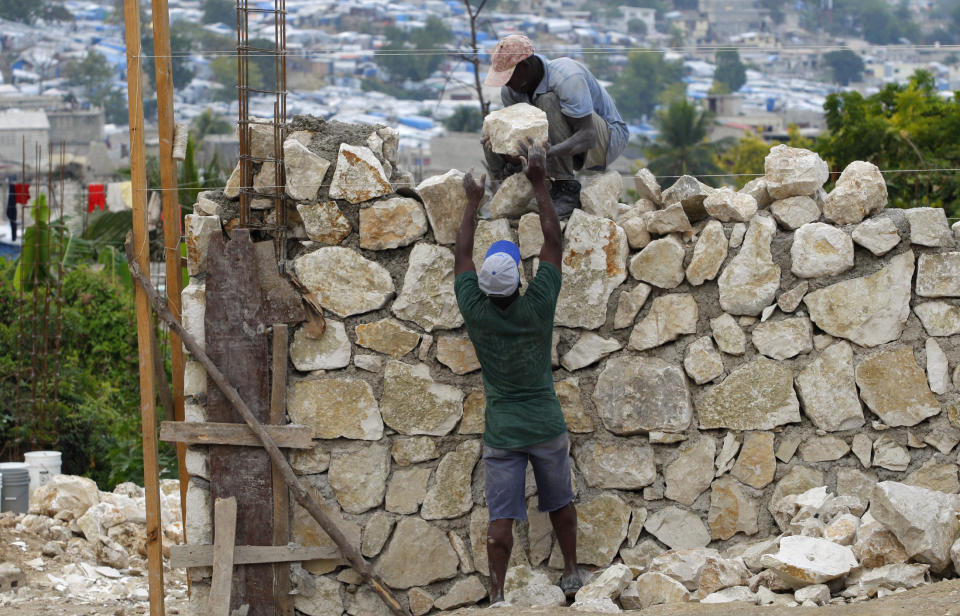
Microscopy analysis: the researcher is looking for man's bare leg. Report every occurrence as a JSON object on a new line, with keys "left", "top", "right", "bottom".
{"left": 487, "top": 518, "right": 514, "bottom": 604}
{"left": 550, "top": 503, "right": 581, "bottom": 596}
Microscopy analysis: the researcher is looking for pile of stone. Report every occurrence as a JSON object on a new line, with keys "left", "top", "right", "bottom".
{"left": 0, "top": 475, "right": 185, "bottom": 607}
{"left": 502, "top": 480, "right": 960, "bottom": 611}
{"left": 179, "top": 107, "right": 960, "bottom": 616}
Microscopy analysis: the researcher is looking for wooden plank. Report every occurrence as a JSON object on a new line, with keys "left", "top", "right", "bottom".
{"left": 159, "top": 422, "right": 313, "bottom": 448}
{"left": 171, "top": 544, "right": 340, "bottom": 569}
{"left": 270, "top": 324, "right": 292, "bottom": 616}
{"left": 122, "top": 2, "right": 164, "bottom": 615}
{"left": 205, "top": 230, "right": 274, "bottom": 616}
{"left": 149, "top": 0, "right": 188, "bottom": 549}
{"left": 209, "top": 497, "right": 238, "bottom": 616}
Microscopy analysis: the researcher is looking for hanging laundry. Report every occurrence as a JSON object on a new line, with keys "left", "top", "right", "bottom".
{"left": 13, "top": 183, "right": 30, "bottom": 205}
{"left": 87, "top": 184, "right": 106, "bottom": 213}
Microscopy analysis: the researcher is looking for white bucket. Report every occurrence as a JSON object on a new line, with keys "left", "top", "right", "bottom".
{"left": 24, "top": 451, "right": 61, "bottom": 494}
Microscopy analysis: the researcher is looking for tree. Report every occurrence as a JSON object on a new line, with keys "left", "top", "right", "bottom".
{"left": 376, "top": 17, "right": 452, "bottom": 83}
{"left": 459, "top": 0, "right": 491, "bottom": 119}
{"left": 627, "top": 19, "right": 648, "bottom": 36}
{"left": 644, "top": 99, "right": 729, "bottom": 188}
{"left": 444, "top": 106, "right": 483, "bottom": 132}
{"left": 717, "top": 131, "right": 770, "bottom": 188}
{"left": 817, "top": 70, "right": 960, "bottom": 215}
{"left": 210, "top": 56, "right": 264, "bottom": 102}
{"left": 64, "top": 51, "right": 114, "bottom": 93}
{"left": 714, "top": 49, "right": 746, "bottom": 93}
{"left": 202, "top": 0, "right": 235, "bottom": 26}
{"left": 0, "top": 0, "right": 43, "bottom": 23}
{"left": 609, "top": 50, "right": 684, "bottom": 122}
{"left": 823, "top": 50, "right": 865, "bottom": 86}
{"left": 191, "top": 108, "right": 233, "bottom": 141}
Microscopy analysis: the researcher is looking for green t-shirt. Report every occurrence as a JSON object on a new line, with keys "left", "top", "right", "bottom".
{"left": 454, "top": 262, "right": 567, "bottom": 450}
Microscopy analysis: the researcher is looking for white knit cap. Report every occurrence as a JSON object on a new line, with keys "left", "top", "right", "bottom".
{"left": 478, "top": 252, "right": 520, "bottom": 297}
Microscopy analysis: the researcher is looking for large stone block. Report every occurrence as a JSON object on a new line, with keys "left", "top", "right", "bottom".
{"left": 717, "top": 215, "right": 781, "bottom": 316}
{"left": 375, "top": 517, "right": 460, "bottom": 588}
{"left": 417, "top": 169, "right": 470, "bottom": 244}
{"left": 289, "top": 320, "right": 351, "bottom": 371}
{"left": 852, "top": 216, "right": 901, "bottom": 256}
{"left": 764, "top": 145, "right": 829, "bottom": 200}
{"left": 293, "top": 247, "right": 394, "bottom": 317}
{"left": 297, "top": 201, "right": 352, "bottom": 244}
{"left": 795, "top": 341, "right": 864, "bottom": 432}
{"left": 703, "top": 187, "right": 757, "bottom": 223}
{"left": 855, "top": 346, "right": 939, "bottom": 427}
{"left": 359, "top": 197, "right": 428, "bottom": 250}
{"left": 284, "top": 138, "right": 330, "bottom": 201}
{"left": 486, "top": 173, "right": 535, "bottom": 219}
{"left": 421, "top": 440, "right": 481, "bottom": 520}
{"left": 634, "top": 168, "right": 662, "bottom": 205}
{"left": 554, "top": 209, "right": 628, "bottom": 329}
{"left": 664, "top": 437, "right": 716, "bottom": 505}
{"left": 328, "top": 443, "right": 390, "bottom": 514}
{"left": 184, "top": 215, "right": 221, "bottom": 276}
{"left": 580, "top": 170, "right": 625, "bottom": 220}
{"left": 686, "top": 220, "right": 728, "bottom": 286}
{"left": 914, "top": 301, "right": 960, "bottom": 336}
{"left": 916, "top": 252, "right": 960, "bottom": 297}
{"left": 870, "top": 481, "right": 960, "bottom": 572}
{"left": 380, "top": 360, "right": 463, "bottom": 435}
{"left": 661, "top": 175, "right": 714, "bottom": 221}
{"left": 287, "top": 378, "right": 383, "bottom": 440}
{"left": 770, "top": 196, "right": 820, "bottom": 230}
{"left": 751, "top": 316, "right": 813, "bottom": 360}
{"left": 821, "top": 160, "right": 887, "bottom": 225}
{"left": 355, "top": 318, "right": 420, "bottom": 358}
{"left": 709, "top": 477, "right": 759, "bottom": 540}
{"left": 645, "top": 507, "right": 711, "bottom": 549}
{"left": 760, "top": 536, "right": 858, "bottom": 588}
{"left": 482, "top": 103, "right": 549, "bottom": 156}
{"left": 594, "top": 356, "right": 693, "bottom": 434}
{"left": 629, "top": 236, "right": 685, "bottom": 289}
{"left": 697, "top": 358, "right": 800, "bottom": 430}
{"left": 328, "top": 143, "right": 392, "bottom": 204}
{"left": 803, "top": 250, "right": 913, "bottom": 346}
{"left": 392, "top": 243, "right": 464, "bottom": 332}
{"left": 905, "top": 207, "right": 954, "bottom": 247}
{"left": 436, "top": 336, "right": 481, "bottom": 375}
{"left": 790, "top": 222, "right": 854, "bottom": 278}
{"left": 628, "top": 293, "right": 698, "bottom": 351}
{"left": 574, "top": 439, "right": 656, "bottom": 489}
{"left": 570, "top": 493, "right": 632, "bottom": 566}
{"left": 730, "top": 432, "right": 776, "bottom": 489}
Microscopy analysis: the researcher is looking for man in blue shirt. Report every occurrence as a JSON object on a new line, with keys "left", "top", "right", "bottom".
{"left": 482, "top": 34, "right": 629, "bottom": 218}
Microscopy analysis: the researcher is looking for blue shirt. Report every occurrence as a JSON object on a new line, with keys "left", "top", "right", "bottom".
{"left": 501, "top": 54, "right": 628, "bottom": 164}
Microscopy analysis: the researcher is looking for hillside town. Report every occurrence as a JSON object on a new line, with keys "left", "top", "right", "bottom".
{"left": 1, "top": 0, "right": 960, "bottom": 234}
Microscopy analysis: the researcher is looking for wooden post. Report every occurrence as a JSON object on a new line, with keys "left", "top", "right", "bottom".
{"left": 123, "top": 1, "right": 166, "bottom": 615}
{"left": 150, "top": 0, "right": 188, "bottom": 533}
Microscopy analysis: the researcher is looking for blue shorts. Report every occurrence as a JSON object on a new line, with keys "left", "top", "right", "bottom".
{"left": 483, "top": 432, "right": 574, "bottom": 522}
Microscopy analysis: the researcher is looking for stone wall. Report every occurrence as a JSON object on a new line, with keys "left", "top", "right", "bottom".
{"left": 181, "top": 120, "right": 960, "bottom": 615}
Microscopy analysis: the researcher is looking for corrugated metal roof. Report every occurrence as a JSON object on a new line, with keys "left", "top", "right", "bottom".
{"left": 0, "top": 109, "right": 50, "bottom": 131}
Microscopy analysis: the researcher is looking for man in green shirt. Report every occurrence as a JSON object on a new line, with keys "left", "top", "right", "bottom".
{"left": 454, "top": 141, "right": 581, "bottom": 605}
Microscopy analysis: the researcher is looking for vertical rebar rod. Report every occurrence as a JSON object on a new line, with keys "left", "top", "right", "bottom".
{"left": 51, "top": 142, "right": 65, "bottom": 438}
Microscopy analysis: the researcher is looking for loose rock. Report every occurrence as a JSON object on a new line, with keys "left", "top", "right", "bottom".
{"left": 770, "top": 196, "right": 820, "bottom": 230}
{"left": 764, "top": 145, "right": 829, "bottom": 200}
{"left": 483, "top": 103, "right": 549, "bottom": 156}
{"left": 852, "top": 216, "right": 901, "bottom": 256}
{"left": 703, "top": 187, "right": 757, "bottom": 222}
{"left": 328, "top": 143, "right": 392, "bottom": 204}
{"left": 821, "top": 160, "right": 887, "bottom": 224}
{"left": 790, "top": 222, "right": 855, "bottom": 278}
{"left": 905, "top": 207, "right": 954, "bottom": 247}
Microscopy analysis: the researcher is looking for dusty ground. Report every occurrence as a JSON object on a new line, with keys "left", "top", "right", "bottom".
{"left": 444, "top": 579, "right": 960, "bottom": 615}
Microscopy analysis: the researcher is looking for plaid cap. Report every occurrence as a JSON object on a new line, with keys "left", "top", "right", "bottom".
{"left": 483, "top": 34, "right": 535, "bottom": 87}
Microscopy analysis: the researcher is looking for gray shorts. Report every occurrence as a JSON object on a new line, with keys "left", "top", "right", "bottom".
{"left": 482, "top": 432, "right": 574, "bottom": 522}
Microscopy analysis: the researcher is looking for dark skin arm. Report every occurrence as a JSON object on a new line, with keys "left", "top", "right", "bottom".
{"left": 547, "top": 113, "right": 598, "bottom": 160}
{"left": 520, "top": 140, "right": 562, "bottom": 269}
{"left": 454, "top": 171, "right": 486, "bottom": 275}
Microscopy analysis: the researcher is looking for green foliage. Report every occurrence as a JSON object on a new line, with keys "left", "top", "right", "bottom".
{"left": 14, "top": 194, "right": 52, "bottom": 292}
{"left": 583, "top": 53, "right": 617, "bottom": 81}
{"left": 202, "top": 0, "right": 235, "bottom": 25}
{"left": 63, "top": 51, "right": 128, "bottom": 123}
{"left": 816, "top": 70, "right": 960, "bottom": 215}
{"left": 823, "top": 50, "right": 865, "bottom": 86}
{"left": 376, "top": 17, "right": 452, "bottom": 83}
{"left": 191, "top": 108, "right": 233, "bottom": 141}
{"left": 609, "top": 49, "right": 684, "bottom": 122}
{"left": 714, "top": 49, "right": 746, "bottom": 93}
{"left": 443, "top": 106, "right": 483, "bottom": 132}
{"left": 0, "top": 258, "right": 174, "bottom": 488}
{"left": 141, "top": 28, "right": 197, "bottom": 91}
{"left": 644, "top": 99, "right": 729, "bottom": 188}
{"left": 716, "top": 131, "right": 771, "bottom": 189}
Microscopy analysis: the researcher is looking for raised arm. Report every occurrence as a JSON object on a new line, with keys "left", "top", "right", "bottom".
{"left": 454, "top": 171, "right": 486, "bottom": 275}
{"left": 521, "top": 141, "right": 562, "bottom": 269}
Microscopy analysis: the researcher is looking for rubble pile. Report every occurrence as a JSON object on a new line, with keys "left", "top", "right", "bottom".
{"left": 180, "top": 113, "right": 960, "bottom": 615}
{"left": 0, "top": 475, "right": 186, "bottom": 610}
